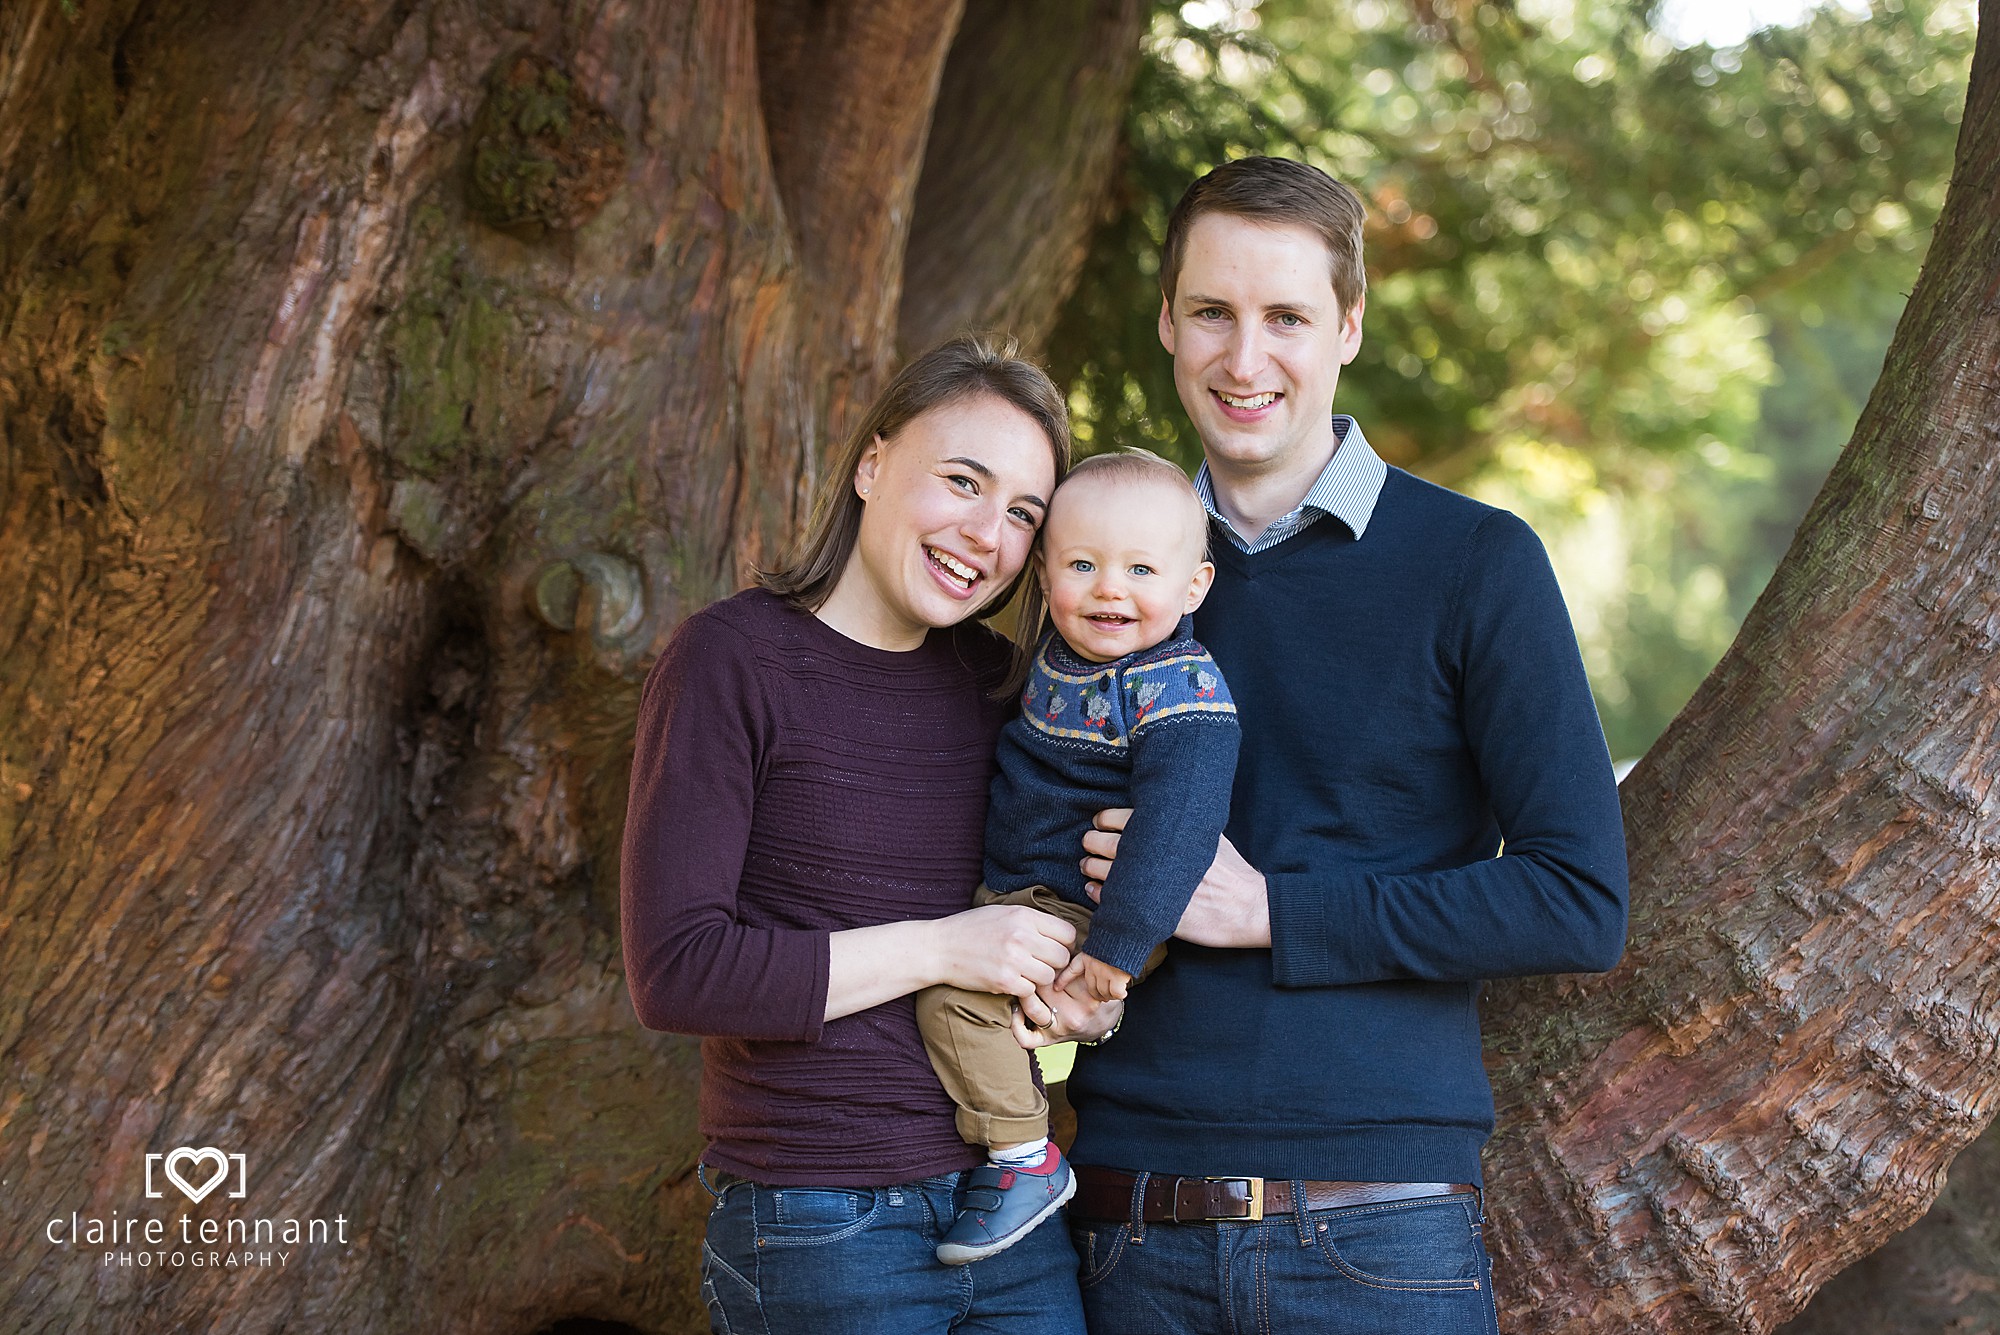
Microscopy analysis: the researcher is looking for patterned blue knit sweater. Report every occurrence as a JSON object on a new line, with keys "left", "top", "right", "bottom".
{"left": 983, "top": 617, "right": 1241, "bottom": 977}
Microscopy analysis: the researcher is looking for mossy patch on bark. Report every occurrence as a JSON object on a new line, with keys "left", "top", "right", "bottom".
{"left": 467, "top": 54, "right": 627, "bottom": 234}
{"left": 384, "top": 268, "right": 515, "bottom": 477}
{"left": 379, "top": 209, "right": 548, "bottom": 566}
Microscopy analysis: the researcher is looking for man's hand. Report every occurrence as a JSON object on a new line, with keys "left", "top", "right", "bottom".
{"left": 1055, "top": 950, "right": 1132, "bottom": 1002}
{"left": 1010, "top": 972, "right": 1125, "bottom": 1049}
{"left": 1083, "top": 808, "right": 1273, "bottom": 948}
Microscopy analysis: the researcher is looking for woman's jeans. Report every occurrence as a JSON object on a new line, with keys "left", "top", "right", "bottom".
{"left": 699, "top": 1165, "right": 1086, "bottom": 1335}
{"left": 1068, "top": 1188, "right": 1500, "bottom": 1335}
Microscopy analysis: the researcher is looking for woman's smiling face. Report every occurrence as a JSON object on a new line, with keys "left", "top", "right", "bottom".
{"left": 834, "top": 392, "right": 1057, "bottom": 649}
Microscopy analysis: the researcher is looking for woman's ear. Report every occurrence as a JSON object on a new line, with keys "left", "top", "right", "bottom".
{"left": 855, "top": 432, "right": 884, "bottom": 498}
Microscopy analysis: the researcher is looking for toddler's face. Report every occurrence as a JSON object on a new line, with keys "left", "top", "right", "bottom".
{"left": 1039, "top": 473, "right": 1213, "bottom": 663}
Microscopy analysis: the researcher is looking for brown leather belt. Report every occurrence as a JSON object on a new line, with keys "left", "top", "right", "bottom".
{"left": 1071, "top": 1166, "right": 1476, "bottom": 1223}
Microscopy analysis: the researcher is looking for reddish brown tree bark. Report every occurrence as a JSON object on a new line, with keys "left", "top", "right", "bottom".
{"left": 1482, "top": 8, "right": 2000, "bottom": 1330}
{"left": 0, "top": 2, "right": 1140, "bottom": 1331}
{"left": 1777, "top": 1114, "right": 2000, "bottom": 1334}
{"left": 899, "top": 0, "right": 1145, "bottom": 356}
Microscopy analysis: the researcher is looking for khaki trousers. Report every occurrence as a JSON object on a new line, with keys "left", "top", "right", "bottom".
{"left": 915, "top": 884, "right": 1166, "bottom": 1147}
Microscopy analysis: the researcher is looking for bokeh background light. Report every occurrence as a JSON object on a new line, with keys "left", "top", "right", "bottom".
{"left": 1048, "top": 0, "right": 1974, "bottom": 765}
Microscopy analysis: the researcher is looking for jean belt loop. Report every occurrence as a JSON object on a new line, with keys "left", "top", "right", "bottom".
{"left": 1128, "top": 1170, "right": 1151, "bottom": 1245}
{"left": 696, "top": 1162, "right": 721, "bottom": 1202}
{"left": 1474, "top": 1184, "right": 1487, "bottom": 1224}
{"left": 1291, "top": 1179, "right": 1313, "bottom": 1247}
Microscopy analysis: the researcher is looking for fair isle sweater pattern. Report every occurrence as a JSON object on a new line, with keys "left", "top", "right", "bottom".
{"left": 1023, "top": 634, "right": 1234, "bottom": 749}
{"left": 985, "top": 618, "right": 1242, "bottom": 973}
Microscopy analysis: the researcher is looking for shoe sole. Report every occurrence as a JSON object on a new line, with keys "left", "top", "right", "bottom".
{"left": 935, "top": 1172, "right": 1078, "bottom": 1266}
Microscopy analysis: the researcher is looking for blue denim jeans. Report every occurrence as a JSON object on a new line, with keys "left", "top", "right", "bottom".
{"left": 699, "top": 1166, "right": 1086, "bottom": 1335}
{"left": 1068, "top": 1185, "right": 1499, "bottom": 1335}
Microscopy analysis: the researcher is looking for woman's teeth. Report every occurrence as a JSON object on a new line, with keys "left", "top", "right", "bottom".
{"left": 928, "top": 547, "right": 977, "bottom": 588}
{"left": 1218, "top": 391, "right": 1278, "bottom": 409}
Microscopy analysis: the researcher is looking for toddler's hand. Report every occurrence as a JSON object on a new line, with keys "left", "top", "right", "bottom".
{"left": 1056, "top": 951, "right": 1132, "bottom": 1002}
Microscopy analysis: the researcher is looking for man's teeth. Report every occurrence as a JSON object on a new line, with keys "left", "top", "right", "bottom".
{"left": 929, "top": 548, "right": 977, "bottom": 585}
{"left": 1218, "top": 391, "right": 1278, "bottom": 409}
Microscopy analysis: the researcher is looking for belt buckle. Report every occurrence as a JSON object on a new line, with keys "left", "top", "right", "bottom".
{"left": 1204, "top": 1175, "right": 1264, "bottom": 1221}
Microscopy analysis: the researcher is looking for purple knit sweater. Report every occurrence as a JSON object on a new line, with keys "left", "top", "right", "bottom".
{"left": 620, "top": 588, "right": 1013, "bottom": 1185}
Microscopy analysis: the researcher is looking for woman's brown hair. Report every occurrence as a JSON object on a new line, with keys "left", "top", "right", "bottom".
{"left": 756, "top": 332, "right": 1073, "bottom": 690}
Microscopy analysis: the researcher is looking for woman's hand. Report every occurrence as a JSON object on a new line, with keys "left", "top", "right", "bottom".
{"left": 824, "top": 905, "right": 1075, "bottom": 1024}
{"left": 1082, "top": 808, "right": 1273, "bottom": 949}
{"left": 930, "top": 904, "right": 1077, "bottom": 1014}
{"left": 1009, "top": 972, "right": 1124, "bottom": 1049}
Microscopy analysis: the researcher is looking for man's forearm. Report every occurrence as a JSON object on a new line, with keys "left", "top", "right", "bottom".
{"left": 1171, "top": 837, "right": 1271, "bottom": 948}
{"left": 1264, "top": 847, "right": 1627, "bottom": 988}
{"left": 1083, "top": 817, "right": 1272, "bottom": 950}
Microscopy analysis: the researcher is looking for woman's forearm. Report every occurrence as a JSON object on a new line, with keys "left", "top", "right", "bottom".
{"left": 823, "top": 904, "right": 1079, "bottom": 1023}
{"left": 824, "top": 919, "right": 948, "bottom": 1022}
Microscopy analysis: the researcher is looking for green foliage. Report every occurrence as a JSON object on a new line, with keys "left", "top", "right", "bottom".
{"left": 1471, "top": 269, "right": 1916, "bottom": 758}
{"left": 1531, "top": 247, "right": 1923, "bottom": 757}
{"left": 1053, "top": 0, "right": 1965, "bottom": 468}
{"left": 1049, "top": 0, "right": 1970, "bottom": 754}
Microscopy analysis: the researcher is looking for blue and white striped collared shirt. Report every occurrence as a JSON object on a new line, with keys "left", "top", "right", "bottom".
{"left": 1192, "top": 415, "right": 1390, "bottom": 554}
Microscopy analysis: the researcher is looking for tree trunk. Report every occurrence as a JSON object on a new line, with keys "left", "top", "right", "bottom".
{"left": 0, "top": 2, "right": 1139, "bottom": 1331}
{"left": 1775, "top": 1113, "right": 2000, "bottom": 1334}
{"left": 1482, "top": 8, "right": 2000, "bottom": 1331}
{"left": 899, "top": 0, "right": 1145, "bottom": 356}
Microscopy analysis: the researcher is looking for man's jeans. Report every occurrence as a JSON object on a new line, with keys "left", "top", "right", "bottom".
{"left": 1069, "top": 1187, "right": 1500, "bottom": 1335}
{"left": 699, "top": 1166, "right": 1086, "bottom": 1335}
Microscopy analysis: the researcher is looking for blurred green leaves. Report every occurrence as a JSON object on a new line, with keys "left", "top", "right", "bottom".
{"left": 1048, "top": 0, "right": 1971, "bottom": 754}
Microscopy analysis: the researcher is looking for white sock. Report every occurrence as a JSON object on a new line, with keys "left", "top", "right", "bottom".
{"left": 989, "top": 1138, "right": 1049, "bottom": 1168}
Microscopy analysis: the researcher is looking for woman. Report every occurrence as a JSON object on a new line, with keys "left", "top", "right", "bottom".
{"left": 621, "top": 334, "right": 1095, "bottom": 1334}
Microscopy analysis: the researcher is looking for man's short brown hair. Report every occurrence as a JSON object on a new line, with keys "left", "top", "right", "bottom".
{"left": 1160, "top": 156, "right": 1367, "bottom": 317}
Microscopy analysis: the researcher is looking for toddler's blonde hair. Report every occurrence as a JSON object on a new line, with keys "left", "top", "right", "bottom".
{"left": 1056, "top": 448, "right": 1210, "bottom": 557}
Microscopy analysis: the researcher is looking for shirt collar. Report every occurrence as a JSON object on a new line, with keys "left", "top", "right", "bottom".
{"left": 1193, "top": 415, "right": 1389, "bottom": 544}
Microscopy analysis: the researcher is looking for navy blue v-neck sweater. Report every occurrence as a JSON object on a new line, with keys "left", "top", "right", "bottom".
{"left": 1066, "top": 467, "right": 1629, "bottom": 1184}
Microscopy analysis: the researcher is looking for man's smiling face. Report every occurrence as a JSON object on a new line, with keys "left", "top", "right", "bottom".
{"left": 1158, "top": 212, "right": 1365, "bottom": 482}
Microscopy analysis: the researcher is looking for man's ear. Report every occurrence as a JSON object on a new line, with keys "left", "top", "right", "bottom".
{"left": 1184, "top": 561, "right": 1216, "bottom": 614}
{"left": 1158, "top": 294, "right": 1176, "bottom": 356}
{"left": 855, "top": 432, "right": 884, "bottom": 497}
{"left": 1339, "top": 292, "right": 1366, "bottom": 366}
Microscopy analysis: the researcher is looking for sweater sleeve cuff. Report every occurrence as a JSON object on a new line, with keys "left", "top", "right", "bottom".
{"left": 797, "top": 928, "right": 832, "bottom": 1042}
{"left": 1078, "top": 920, "right": 1161, "bottom": 981}
{"left": 1267, "top": 870, "right": 1374, "bottom": 988}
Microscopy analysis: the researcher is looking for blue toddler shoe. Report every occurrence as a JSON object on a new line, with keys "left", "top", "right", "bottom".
{"left": 936, "top": 1144, "right": 1076, "bottom": 1265}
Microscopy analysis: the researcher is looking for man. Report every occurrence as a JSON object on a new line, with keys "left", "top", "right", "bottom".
{"left": 1048, "top": 156, "right": 1629, "bottom": 1333}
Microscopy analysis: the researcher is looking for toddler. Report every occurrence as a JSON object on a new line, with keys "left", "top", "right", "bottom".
{"left": 919, "top": 448, "right": 1240, "bottom": 1264}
